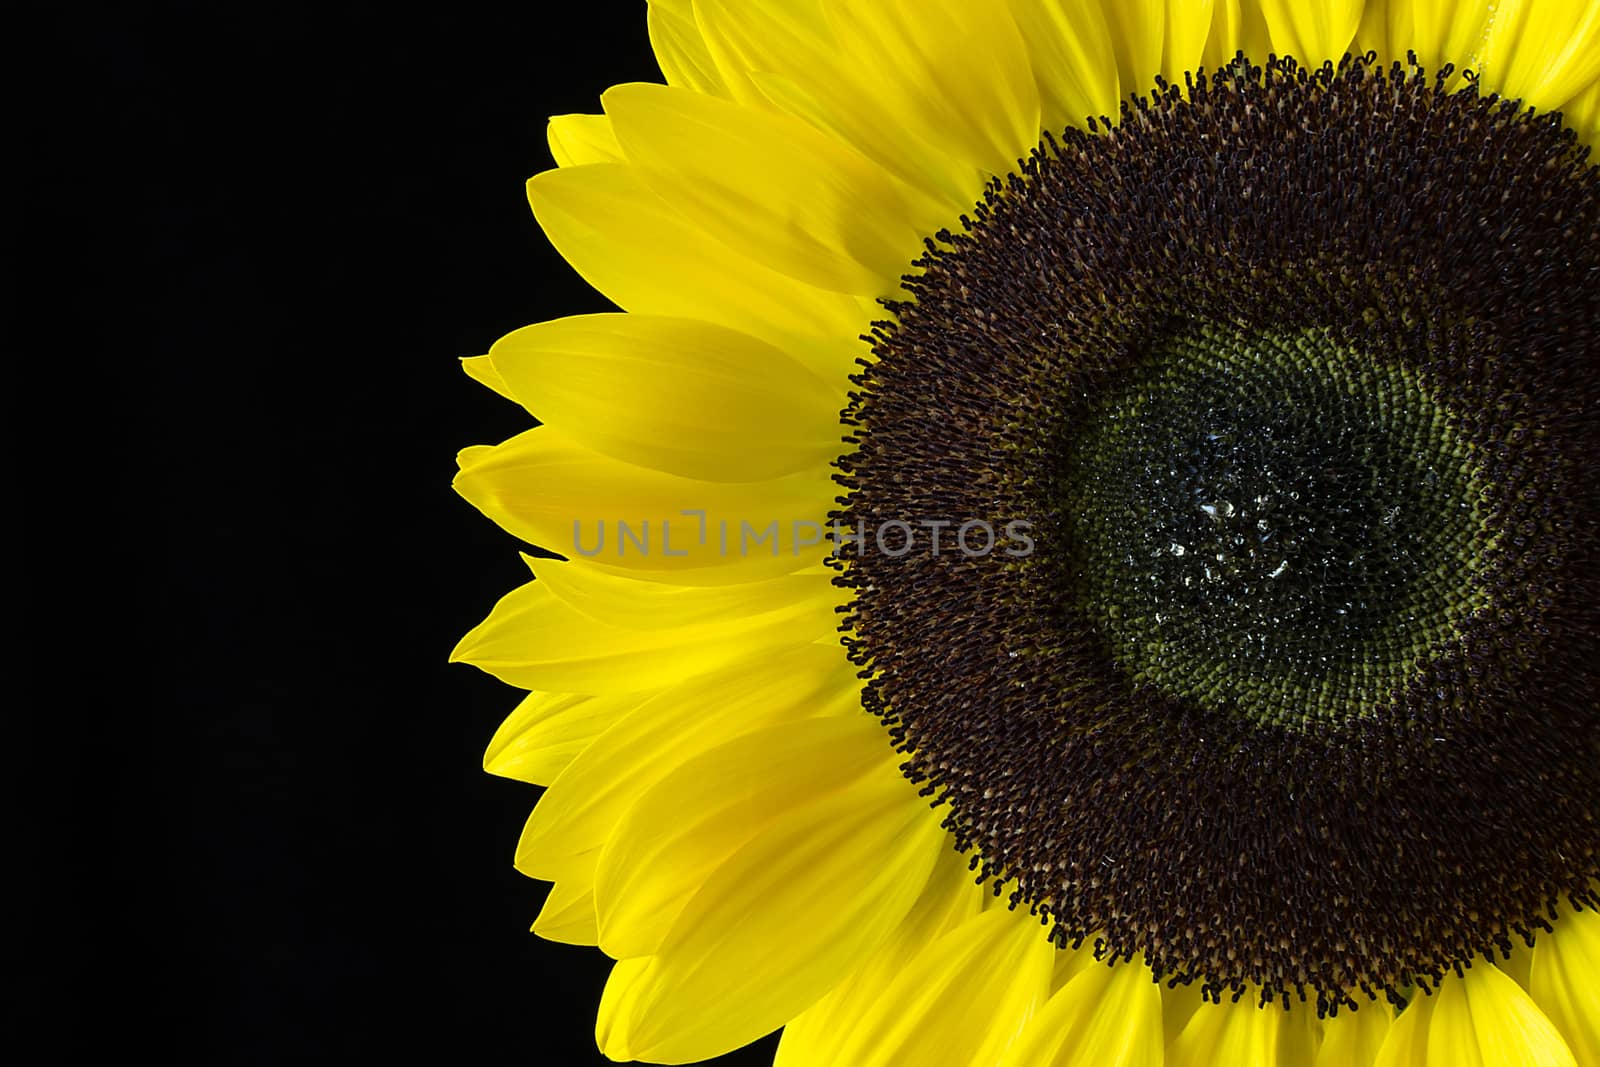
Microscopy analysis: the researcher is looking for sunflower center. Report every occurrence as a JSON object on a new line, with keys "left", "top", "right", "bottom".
{"left": 836, "top": 56, "right": 1600, "bottom": 1012}
{"left": 1060, "top": 325, "right": 1489, "bottom": 729}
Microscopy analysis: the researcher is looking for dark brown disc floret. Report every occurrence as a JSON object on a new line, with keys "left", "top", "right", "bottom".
{"left": 834, "top": 55, "right": 1600, "bottom": 1012}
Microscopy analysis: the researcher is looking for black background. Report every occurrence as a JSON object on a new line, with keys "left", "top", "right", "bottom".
{"left": 26, "top": 2, "right": 773, "bottom": 1062}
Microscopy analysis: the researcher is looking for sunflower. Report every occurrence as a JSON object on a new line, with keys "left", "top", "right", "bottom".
{"left": 452, "top": 1, "right": 1600, "bottom": 1064}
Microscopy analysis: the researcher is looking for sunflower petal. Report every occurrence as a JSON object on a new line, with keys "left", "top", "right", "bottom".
{"left": 1404, "top": 0, "right": 1493, "bottom": 79}
{"left": 683, "top": 0, "right": 965, "bottom": 211}
{"left": 547, "top": 113, "right": 625, "bottom": 168}
{"left": 819, "top": 0, "right": 1041, "bottom": 182}
{"left": 1169, "top": 994, "right": 1320, "bottom": 1067}
{"left": 1104, "top": 0, "right": 1166, "bottom": 101}
{"left": 451, "top": 569, "right": 830, "bottom": 694}
{"left": 597, "top": 763, "right": 947, "bottom": 1063}
{"left": 532, "top": 878, "right": 600, "bottom": 946}
{"left": 647, "top": 0, "right": 728, "bottom": 97}
{"left": 1374, "top": 964, "right": 1578, "bottom": 1067}
{"left": 596, "top": 956, "right": 652, "bottom": 1060}
{"left": 774, "top": 842, "right": 984, "bottom": 1067}
{"left": 484, "top": 690, "right": 647, "bottom": 786}
{"left": 1529, "top": 908, "right": 1600, "bottom": 1065}
{"left": 997, "top": 956, "right": 1165, "bottom": 1067}
{"left": 1557, "top": 77, "right": 1600, "bottom": 146}
{"left": 594, "top": 715, "right": 897, "bottom": 959}
{"left": 524, "top": 163, "right": 864, "bottom": 374}
{"left": 1205, "top": 0, "right": 1274, "bottom": 70}
{"left": 1009, "top": 0, "right": 1122, "bottom": 129}
{"left": 1165, "top": 0, "right": 1218, "bottom": 86}
{"left": 528, "top": 559, "right": 836, "bottom": 633}
{"left": 1354, "top": 0, "right": 1408, "bottom": 63}
{"left": 1051, "top": 940, "right": 1102, "bottom": 993}
{"left": 514, "top": 644, "right": 859, "bottom": 881}
{"left": 752, "top": 70, "right": 983, "bottom": 213}
{"left": 689, "top": 0, "right": 830, "bottom": 107}
{"left": 1317, "top": 1002, "right": 1394, "bottom": 1067}
{"left": 603, "top": 81, "right": 926, "bottom": 295}
{"left": 453, "top": 425, "right": 837, "bottom": 581}
{"left": 486, "top": 314, "right": 841, "bottom": 482}
{"left": 460, "top": 354, "right": 517, "bottom": 403}
{"left": 1162, "top": 981, "right": 1209, "bottom": 1047}
{"left": 780, "top": 906, "right": 1053, "bottom": 1067}
{"left": 1476, "top": 0, "right": 1600, "bottom": 111}
{"left": 1256, "top": 0, "right": 1364, "bottom": 66}
{"left": 1500, "top": 940, "right": 1537, "bottom": 991}
{"left": 453, "top": 580, "right": 715, "bottom": 692}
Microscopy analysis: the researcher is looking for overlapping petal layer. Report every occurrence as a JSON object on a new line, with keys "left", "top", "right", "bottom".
{"left": 595, "top": 725, "right": 947, "bottom": 1062}
{"left": 1373, "top": 965, "right": 1579, "bottom": 1067}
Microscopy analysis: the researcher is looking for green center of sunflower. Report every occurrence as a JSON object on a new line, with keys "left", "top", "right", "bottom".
{"left": 835, "top": 55, "right": 1600, "bottom": 1013}
{"left": 1061, "top": 325, "right": 1490, "bottom": 729}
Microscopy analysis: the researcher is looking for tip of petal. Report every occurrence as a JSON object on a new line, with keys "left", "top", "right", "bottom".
{"left": 596, "top": 957, "right": 653, "bottom": 1063}
{"left": 446, "top": 631, "right": 475, "bottom": 665}
{"left": 453, "top": 443, "right": 496, "bottom": 474}
{"left": 460, "top": 354, "right": 520, "bottom": 404}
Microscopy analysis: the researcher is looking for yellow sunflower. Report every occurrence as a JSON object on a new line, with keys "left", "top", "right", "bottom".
{"left": 452, "top": 1, "right": 1600, "bottom": 1064}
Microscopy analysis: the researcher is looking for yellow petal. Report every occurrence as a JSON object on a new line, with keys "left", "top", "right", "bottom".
{"left": 1557, "top": 77, "right": 1600, "bottom": 148}
{"left": 692, "top": 0, "right": 1038, "bottom": 212}
{"left": 1162, "top": 981, "right": 1209, "bottom": 1046}
{"left": 1500, "top": 940, "right": 1536, "bottom": 991}
{"left": 602, "top": 81, "right": 927, "bottom": 295}
{"left": 1165, "top": 0, "right": 1218, "bottom": 86}
{"left": 647, "top": 0, "right": 728, "bottom": 97}
{"left": 597, "top": 763, "right": 947, "bottom": 1063}
{"left": 1051, "top": 939, "right": 1102, "bottom": 992}
{"left": 596, "top": 956, "right": 653, "bottom": 1061}
{"left": 1169, "top": 995, "right": 1320, "bottom": 1067}
{"left": 454, "top": 579, "right": 717, "bottom": 692}
{"left": 546, "top": 113, "right": 625, "bottom": 168}
{"left": 460, "top": 354, "right": 516, "bottom": 403}
{"left": 532, "top": 878, "right": 600, "bottom": 946}
{"left": 529, "top": 558, "right": 836, "bottom": 632}
{"left": 1476, "top": 0, "right": 1600, "bottom": 112}
{"left": 1404, "top": 0, "right": 1493, "bottom": 79}
{"left": 998, "top": 956, "right": 1166, "bottom": 1067}
{"left": 453, "top": 425, "right": 837, "bottom": 581}
{"left": 483, "top": 690, "right": 647, "bottom": 786}
{"left": 486, "top": 314, "right": 842, "bottom": 482}
{"left": 690, "top": 0, "right": 830, "bottom": 108}
{"left": 774, "top": 842, "right": 984, "bottom": 1067}
{"left": 1374, "top": 964, "right": 1578, "bottom": 1067}
{"left": 690, "top": 0, "right": 824, "bottom": 90}
{"left": 820, "top": 0, "right": 1041, "bottom": 182}
{"left": 514, "top": 643, "right": 859, "bottom": 881}
{"left": 1529, "top": 908, "right": 1600, "bottom": 1065}
{"left": 450, "top": 569, "right": 831, "bottom": 694}
{"left": 689, "top": 0, "right": 975, "bottom": 210}
{"left": 1317, "top": 1002, "right": 1394, "bottom": 1067}
{"left": 1105, "top": 0, "right": 1166, "bottom": 100}
{"left": 1256, "top": 0, "right": 1364, "bottom": 66}
{"left": 594, "top": 714, "right": 898, "bottom": 958}
{"left": 744, "top": 67, "right": 983, "bottom": 214}
{"left": 1009, "top": 0, "right": 1123, "bottom": 128}
{"left": 1355, "top": 0, "right": 1409, "bottom": 63}
{"left": 525, "top": 163, "right": 864, "bottom": 376}
{"left": 784, "top": 906, "right": 1054, "bottom": 1067}
{"left": 1205, "top": 0, "right": 1273, "bottom": 70}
